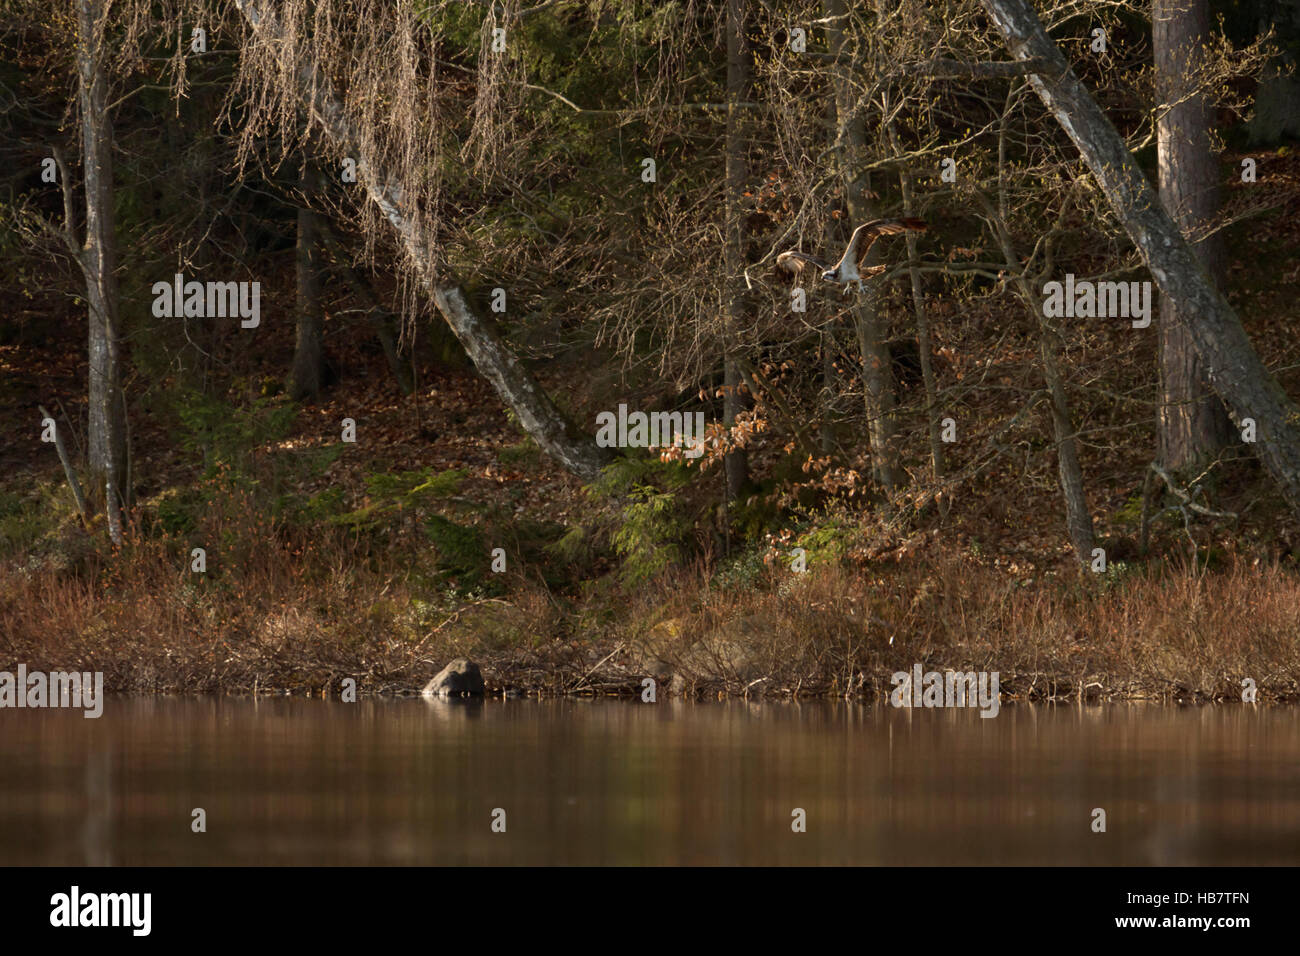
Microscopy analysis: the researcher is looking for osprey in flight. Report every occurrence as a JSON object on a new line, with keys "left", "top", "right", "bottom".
{"left": 777, "top": 217, "right": 927, "bottom": 292}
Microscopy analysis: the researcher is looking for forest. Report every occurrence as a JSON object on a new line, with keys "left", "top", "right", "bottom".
{"left": 2, "top": 0, "right": 1299, "bottom": 702}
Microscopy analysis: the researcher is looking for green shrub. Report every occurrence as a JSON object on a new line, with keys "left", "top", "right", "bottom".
{"left": 0, "top": 484, "right": 67, "bottom": 556}
{"left": 796, "top": 516, "right": 858, "bottom": 567}
{"left": 296, "top": 487, "right": 346, "bottom": 524}
{"left": 153, "top": 486, "right": 204, "bottom": 536}
{"left": 611, "top": 485, "right": 687, "bottom": 587}
{"left": 424, "top": 513, "right": 501, "bottom": 594}
{"left": 330, "top": 467, "right": 468, "bottom": 536}
{"left": 712, "top": 546, "right": 768, "bottom": 591}
{"left": 175, "top": 389, "right": 296, "bottom": 475}
{"left": 365, "top": 466, "right": 465, "bottom": 501}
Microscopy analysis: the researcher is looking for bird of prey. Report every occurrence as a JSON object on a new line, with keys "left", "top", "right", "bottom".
{"left": 777, "top": 217, "right": 927, "bottom": 292}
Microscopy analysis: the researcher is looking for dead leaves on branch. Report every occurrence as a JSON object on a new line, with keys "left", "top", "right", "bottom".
{"left": 658, "top": 411, "right": 767, "bottom": 467}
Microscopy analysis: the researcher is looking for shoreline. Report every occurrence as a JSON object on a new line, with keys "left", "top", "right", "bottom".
{"left": 5, "top": 534, "right": 1299, "bottom": 707}
{"left": 1, "top": 648, "right": 1294, "bottom": 704}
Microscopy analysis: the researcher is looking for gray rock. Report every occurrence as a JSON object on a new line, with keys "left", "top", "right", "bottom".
{"left": 422, "top": 658, "right": 485, "bottom": 698}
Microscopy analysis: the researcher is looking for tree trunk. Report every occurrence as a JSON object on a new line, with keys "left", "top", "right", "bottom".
{"left": 889, "top": 124, "right": 944, "bottom": 483}
{"left": 78, "top": 0, "right": 127, "bottom": 542}
{"left": 432, "top": 286, "right": 611, "bottom": 480}
{"left": 819, "top": 100, "right": 841, "bottom": 459}
{"left": 723, "top": 0, "right": 750, "bottom": 502}
{"left": 288, "top": 158, "right": 327, "bottom": 401}
{"left": 980, "top": 0, "right": 1300, "bottom": 518}
{"left": 317, "top": 221, "right": 416, "bottom": 395}
{"left": 982, "top": 198, "right": 1095, "bottom": 566}
{"left": 233, "top": 0, "right": 612, "bottom": 482}
{"left": 820, "top": 325, "right": 838, "bottom": 456}
{"left": 825, "top": 0, "right": 898, "bottom": 488}
{"left": 1155, "top": 0, "right": 1232, "bottom": 468}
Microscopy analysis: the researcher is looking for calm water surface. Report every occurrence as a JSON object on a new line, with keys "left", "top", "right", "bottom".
{"left": 1, "top": 699, "right": 1296, "bottom": 865}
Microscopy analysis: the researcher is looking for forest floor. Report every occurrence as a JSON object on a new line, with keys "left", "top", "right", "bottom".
{"left": 3, "top": 148, "right": 1300, "bottom": 703}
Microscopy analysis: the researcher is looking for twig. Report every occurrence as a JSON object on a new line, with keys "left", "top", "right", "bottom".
{"left": 409, "top": 597, "right": 512, "bottom": 657}
{"left": 569, "top": 642, "right": 626, "bottom": 692}
{"left": 38, "top": 404, "right": 90, "bottom": 520}
{"left": 1148, "top": 461, "right": 1237, "bottom": 520}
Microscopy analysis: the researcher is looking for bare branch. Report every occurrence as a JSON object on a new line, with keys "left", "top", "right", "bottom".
{"left": 49, "top": 145, "right": 82, "bottom": 260}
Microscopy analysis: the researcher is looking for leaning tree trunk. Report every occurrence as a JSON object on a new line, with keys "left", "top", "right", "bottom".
{"left": 233, "top": 0, "right": 612, "bottom": 482}
{"left": 825, "top": 0, "right": 898, "bottom": 488}
{"left": 431, "top": 287, "right": 611, "bottom": 480}
{"left": 288, "top": 157, "right": 327, "bottom": 401}
{"left": 980, "top": 0, "right": 1300, "bottom": 519}
{"left": 723, "top": 0, "right": 750, "bottom": 502}
{"left": 78, "top": 0, "right": 127, "bottom": 543}
{"left": 1155, "top": 0, "right": 1232, "bottom": 468}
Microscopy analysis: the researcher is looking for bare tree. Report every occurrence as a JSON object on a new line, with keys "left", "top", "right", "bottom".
{"left": 980, "top": 0, "right": 1300, "bottom": 518}
{"left": 724, "top": 0, "right": 751, "bottom": 502}
{"left": 288, "top": 156, "right": 327, "bottom": 400}
{"left": 317, "top": 221, "right": 415, "bottom": 395}
{"left": 888, "top": 120, "right": 943, "bottom": 484}
{"left": 977, "top": 192, "right": 1095, "bottom": 565}
{"left": 77, "top": 0, "right": 127, "bottom": 543}
{"left": 825, "top": 0, "right": 898, "bottom": 488}
{"left": 231, "top": 0, "right": 612, "bottom": 481}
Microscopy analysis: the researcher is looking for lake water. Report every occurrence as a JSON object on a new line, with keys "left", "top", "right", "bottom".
{"left": 0, "top": 698, "right": 1296, "bottom": 865}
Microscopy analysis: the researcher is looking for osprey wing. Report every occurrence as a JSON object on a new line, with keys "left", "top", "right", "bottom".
{"left": 776, "top": 250, "right": 830, "bottom": 278}
{"left": 849, "top": 217, "right": 928, "bottom": 266}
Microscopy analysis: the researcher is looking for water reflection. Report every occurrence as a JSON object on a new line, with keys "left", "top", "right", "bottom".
{"left": 0, "top": 699, "right": 1295, "bottom": 865}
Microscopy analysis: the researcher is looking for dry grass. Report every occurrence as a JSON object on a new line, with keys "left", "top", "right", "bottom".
{"left": 606, "top": 550, "right": 1300, "bottom": 702}
{"left": 3, "top": 526, "right": 1297, "bottom": 702}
